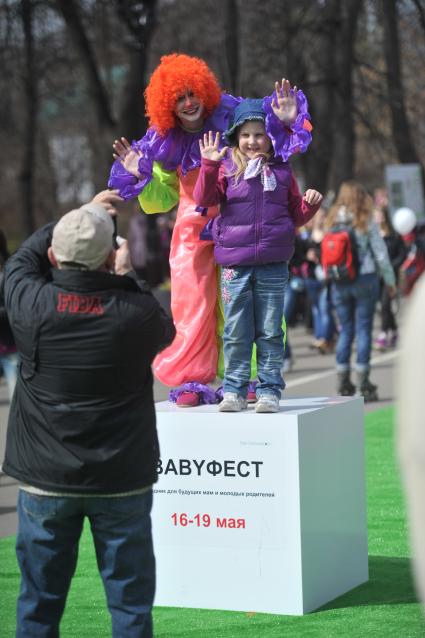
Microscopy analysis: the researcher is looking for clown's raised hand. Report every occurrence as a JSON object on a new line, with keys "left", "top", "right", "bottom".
{"left": 271, "top": 79, "right": 298, "bottom": 125}
{"left": 112, "top": 137, "right": 142, "bottom": 178}
{"left": 199, "top": 131, "right": 228, "bottom": 162}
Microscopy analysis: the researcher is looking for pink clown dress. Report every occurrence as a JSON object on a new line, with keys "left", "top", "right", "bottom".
{"left": 108, "top": 92, "right": 312, "bottom": 390}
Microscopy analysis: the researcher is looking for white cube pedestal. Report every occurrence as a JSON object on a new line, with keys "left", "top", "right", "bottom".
{"left": 152, "top": 396, "right": 368, "bottom": 615}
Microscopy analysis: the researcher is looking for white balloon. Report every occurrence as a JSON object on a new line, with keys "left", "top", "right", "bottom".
{"left": 392, "top": 207, "right": 417, "bottom": 235}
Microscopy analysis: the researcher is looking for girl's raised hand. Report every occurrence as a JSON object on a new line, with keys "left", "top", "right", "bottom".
{"left": 271, "top": 79, "right": 298, "bottom": 125}
{"left": 199, "top": 131, "right": 228, "bottom": 162}
{"left": 303, "top": 189, "right": 323, "bottom": 206}
{"left": 112, "top": 137, "right": 142, "bottom": 178}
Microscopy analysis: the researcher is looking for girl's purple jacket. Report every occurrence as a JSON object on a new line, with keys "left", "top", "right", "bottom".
{"left": 193, "top": 157, "right": 321, "bottom": 267}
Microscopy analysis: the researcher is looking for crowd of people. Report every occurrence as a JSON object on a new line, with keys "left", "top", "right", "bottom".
{"left": 281, "top": 185, "right": 425, "bottom": 401}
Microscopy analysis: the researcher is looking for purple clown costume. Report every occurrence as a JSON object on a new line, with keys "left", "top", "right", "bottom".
{"left": 108, "top": 69, "right": 312, "bottom": 403}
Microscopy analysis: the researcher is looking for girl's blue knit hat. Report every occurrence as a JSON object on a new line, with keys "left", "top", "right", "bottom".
{"left": 223, "top": 98, "right": 265, "bottom": 145}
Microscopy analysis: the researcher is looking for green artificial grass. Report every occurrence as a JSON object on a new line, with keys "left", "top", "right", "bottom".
{"left": 0, "top": 407, "right": 424, "bottom": 637}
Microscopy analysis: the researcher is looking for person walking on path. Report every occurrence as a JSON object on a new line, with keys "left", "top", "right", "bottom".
{"left": 324, "top": 181, "right": 396, "bottom": 401}
{"left": 1, "top": 190, "right": 175, "bottom": 638}
{"left": 193, "top": 99, "right": 322, "bottom": 413}
{"left": 373, "top": 205, "right": 406, "bottom": 351}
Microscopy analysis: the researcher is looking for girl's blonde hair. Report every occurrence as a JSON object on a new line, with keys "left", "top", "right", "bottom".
{"left": 326, "top": 180, "right": 373, "bottom": 232}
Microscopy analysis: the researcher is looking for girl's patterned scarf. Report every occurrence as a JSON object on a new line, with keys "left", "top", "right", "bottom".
{"left": 244, "top": 156, "right": 277, "bottom": 191}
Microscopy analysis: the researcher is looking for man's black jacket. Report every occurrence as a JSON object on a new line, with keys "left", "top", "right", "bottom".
{"left": 2, "top": 223, "right": 175, "bottom": 494}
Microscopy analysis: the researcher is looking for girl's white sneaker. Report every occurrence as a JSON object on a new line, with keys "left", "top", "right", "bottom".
{"left": 219, "top": 392, "right": 248, "bottom": 412}
{"left": 255, "top": 395, "right": 280, "bottom": 413}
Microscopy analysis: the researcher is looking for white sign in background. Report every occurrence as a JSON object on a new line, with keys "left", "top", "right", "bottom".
{"left": 385, "top": 163, "right": 425, "bottom": 220}
{"left": 152, "top": 396, "right": 368, "bottom": 615}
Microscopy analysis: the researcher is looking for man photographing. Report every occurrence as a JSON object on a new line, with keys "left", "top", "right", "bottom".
{"left": 2, "top": 189, "right": 175, "bottom": 638}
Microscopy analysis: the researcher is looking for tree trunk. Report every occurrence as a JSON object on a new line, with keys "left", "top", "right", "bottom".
{"left": 20, "top": 0, "right": 37, "bottom": 237}
{"left": 332, "top": 0, "right": 363, "bottom": 189}
{"left": 55, "top": 0, "right": 117, "bottom": 189}
{"left": 56, "top": 0, "right": 115, "bottom": 131}
{"left": 381, "top": 0, "right": 422, "bottom": 165}
{"left": 302, "top": 0, "right": 340, "bottom": 194}
{"left": 114, "top": 0, "right": 164, "bottom": 287}
{"left": 115, "top": 0, "right": 158, "bottom": 140}
{"left": 222, "top": 0, "right": 240, "bottom": 95}
{"left": 117, "top": 52, "right": 148, "bottom": 141}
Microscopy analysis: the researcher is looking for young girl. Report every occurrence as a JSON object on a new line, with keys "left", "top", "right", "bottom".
{"left": 193, "top": 99, "right": 322, "bottom": 412}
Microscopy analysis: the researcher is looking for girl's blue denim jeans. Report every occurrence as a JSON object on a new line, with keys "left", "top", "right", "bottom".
{"left": 15, "top": 488, "right": 155, "bottom": 638}
{"left": 331, "top": 273, "right": 380, "bottom": 372}
{"left": 221, "top": 262, "right": 288, "bottom": 399}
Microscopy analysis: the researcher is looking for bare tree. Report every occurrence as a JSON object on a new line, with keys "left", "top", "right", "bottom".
{"left": 381, "top": 0, "right": 422, "bottom": 166}
{"left": 55, "top": 0, "right": 115, "bottom": 131}
{"left": 20, "top": 0, "right": 37, "bottom": 236}
{"left": 113, "top": 0, "right": 164, "bottom": 287}
{"left": 222, "top": 0, "right": 240, "bottom": 96}
{"left": 2, "top": 0, "right": 425, "bottom": 240}
{"left": 114, "top": 0, "right": 158, "bottom": 140}
{"left": 411, "top": 0, "right": 425, "bottom": 32}
{"left": 300, "top": 0, "right": 340, "bottom": 194}
{"left": 54, "top": 0, "right": 118, "bottom": 187}
{"left": 331, "top": 0, "right": 363, "bottom": 188}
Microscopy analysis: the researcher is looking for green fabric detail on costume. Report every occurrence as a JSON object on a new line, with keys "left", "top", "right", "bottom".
{"left": 216, "top": 267, "right": 225, "bottom": 379}
{"left": 138, "top": 162, "right": 179, "bottom": 214}
{"left": 215, "top": 267, "right": 287, "bottom": 381}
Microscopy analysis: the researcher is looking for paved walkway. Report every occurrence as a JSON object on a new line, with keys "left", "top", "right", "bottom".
{"left": 0, "top": 321, "right": 398, "bottom": 538}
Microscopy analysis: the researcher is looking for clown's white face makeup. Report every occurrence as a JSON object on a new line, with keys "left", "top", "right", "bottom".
{"left": 237, "top": 121, "right": 272, "bottom": 159}
{"left": 174, "top": 91, "right": 204, "bottom": 130}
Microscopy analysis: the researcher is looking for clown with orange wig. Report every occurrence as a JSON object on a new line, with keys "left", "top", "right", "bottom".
{"left": 109, "top": 53, "right": 313, "bottom": 406}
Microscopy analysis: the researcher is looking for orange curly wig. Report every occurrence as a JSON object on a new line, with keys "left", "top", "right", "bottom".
{"left": 145, "top": 53, "right": 222, "bottom": 135}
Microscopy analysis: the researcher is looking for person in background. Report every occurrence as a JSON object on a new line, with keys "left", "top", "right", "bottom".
{"left": 194, "top": 100, "right": 322, "bottom": 413}
{"left": 303, "top": 208, "right": 336, "bottom": 355}
{"left": 392, "top": 206, "right": 425, "bottom": 297}
{"left": 373, "top": 205, "right": 406, "bottom": 351}
{"left": 281, "top": 232, "right": 308, "bottom": 373}
{"left": 325, "top": 180, "right": 396, "bottom": 401}
{"left": 0, "top": 229, "right": 18, "bottom": 401}
{"left": 2, "top": 190, "right": 175, "bottom": 638}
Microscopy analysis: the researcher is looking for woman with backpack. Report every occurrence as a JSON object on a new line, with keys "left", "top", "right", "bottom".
{"left": 322, "top": 181, "right": 396, "bottom": 401}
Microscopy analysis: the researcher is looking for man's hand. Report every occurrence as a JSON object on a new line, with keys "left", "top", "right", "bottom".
{"left": 113, "top": 137, "right": 142, "bottom": 179}
{"left": 271, "top": 79, "right": 298, "bottom": 125}
{"left": 199, "top": 131, "right": 228, "bottom": 162}
{"left": 91, "top": 189, "right": 123, "bottom": 216}
{"left": 114, "top": 239, "right": 132, "bottom": 275}
{"left": 303, "top": 189, "right": 323, "bottom": 206}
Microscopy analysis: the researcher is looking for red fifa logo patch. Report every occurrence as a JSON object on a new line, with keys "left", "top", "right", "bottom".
{"left": 56, "top": 293, "right": 104, "bottom": 315}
